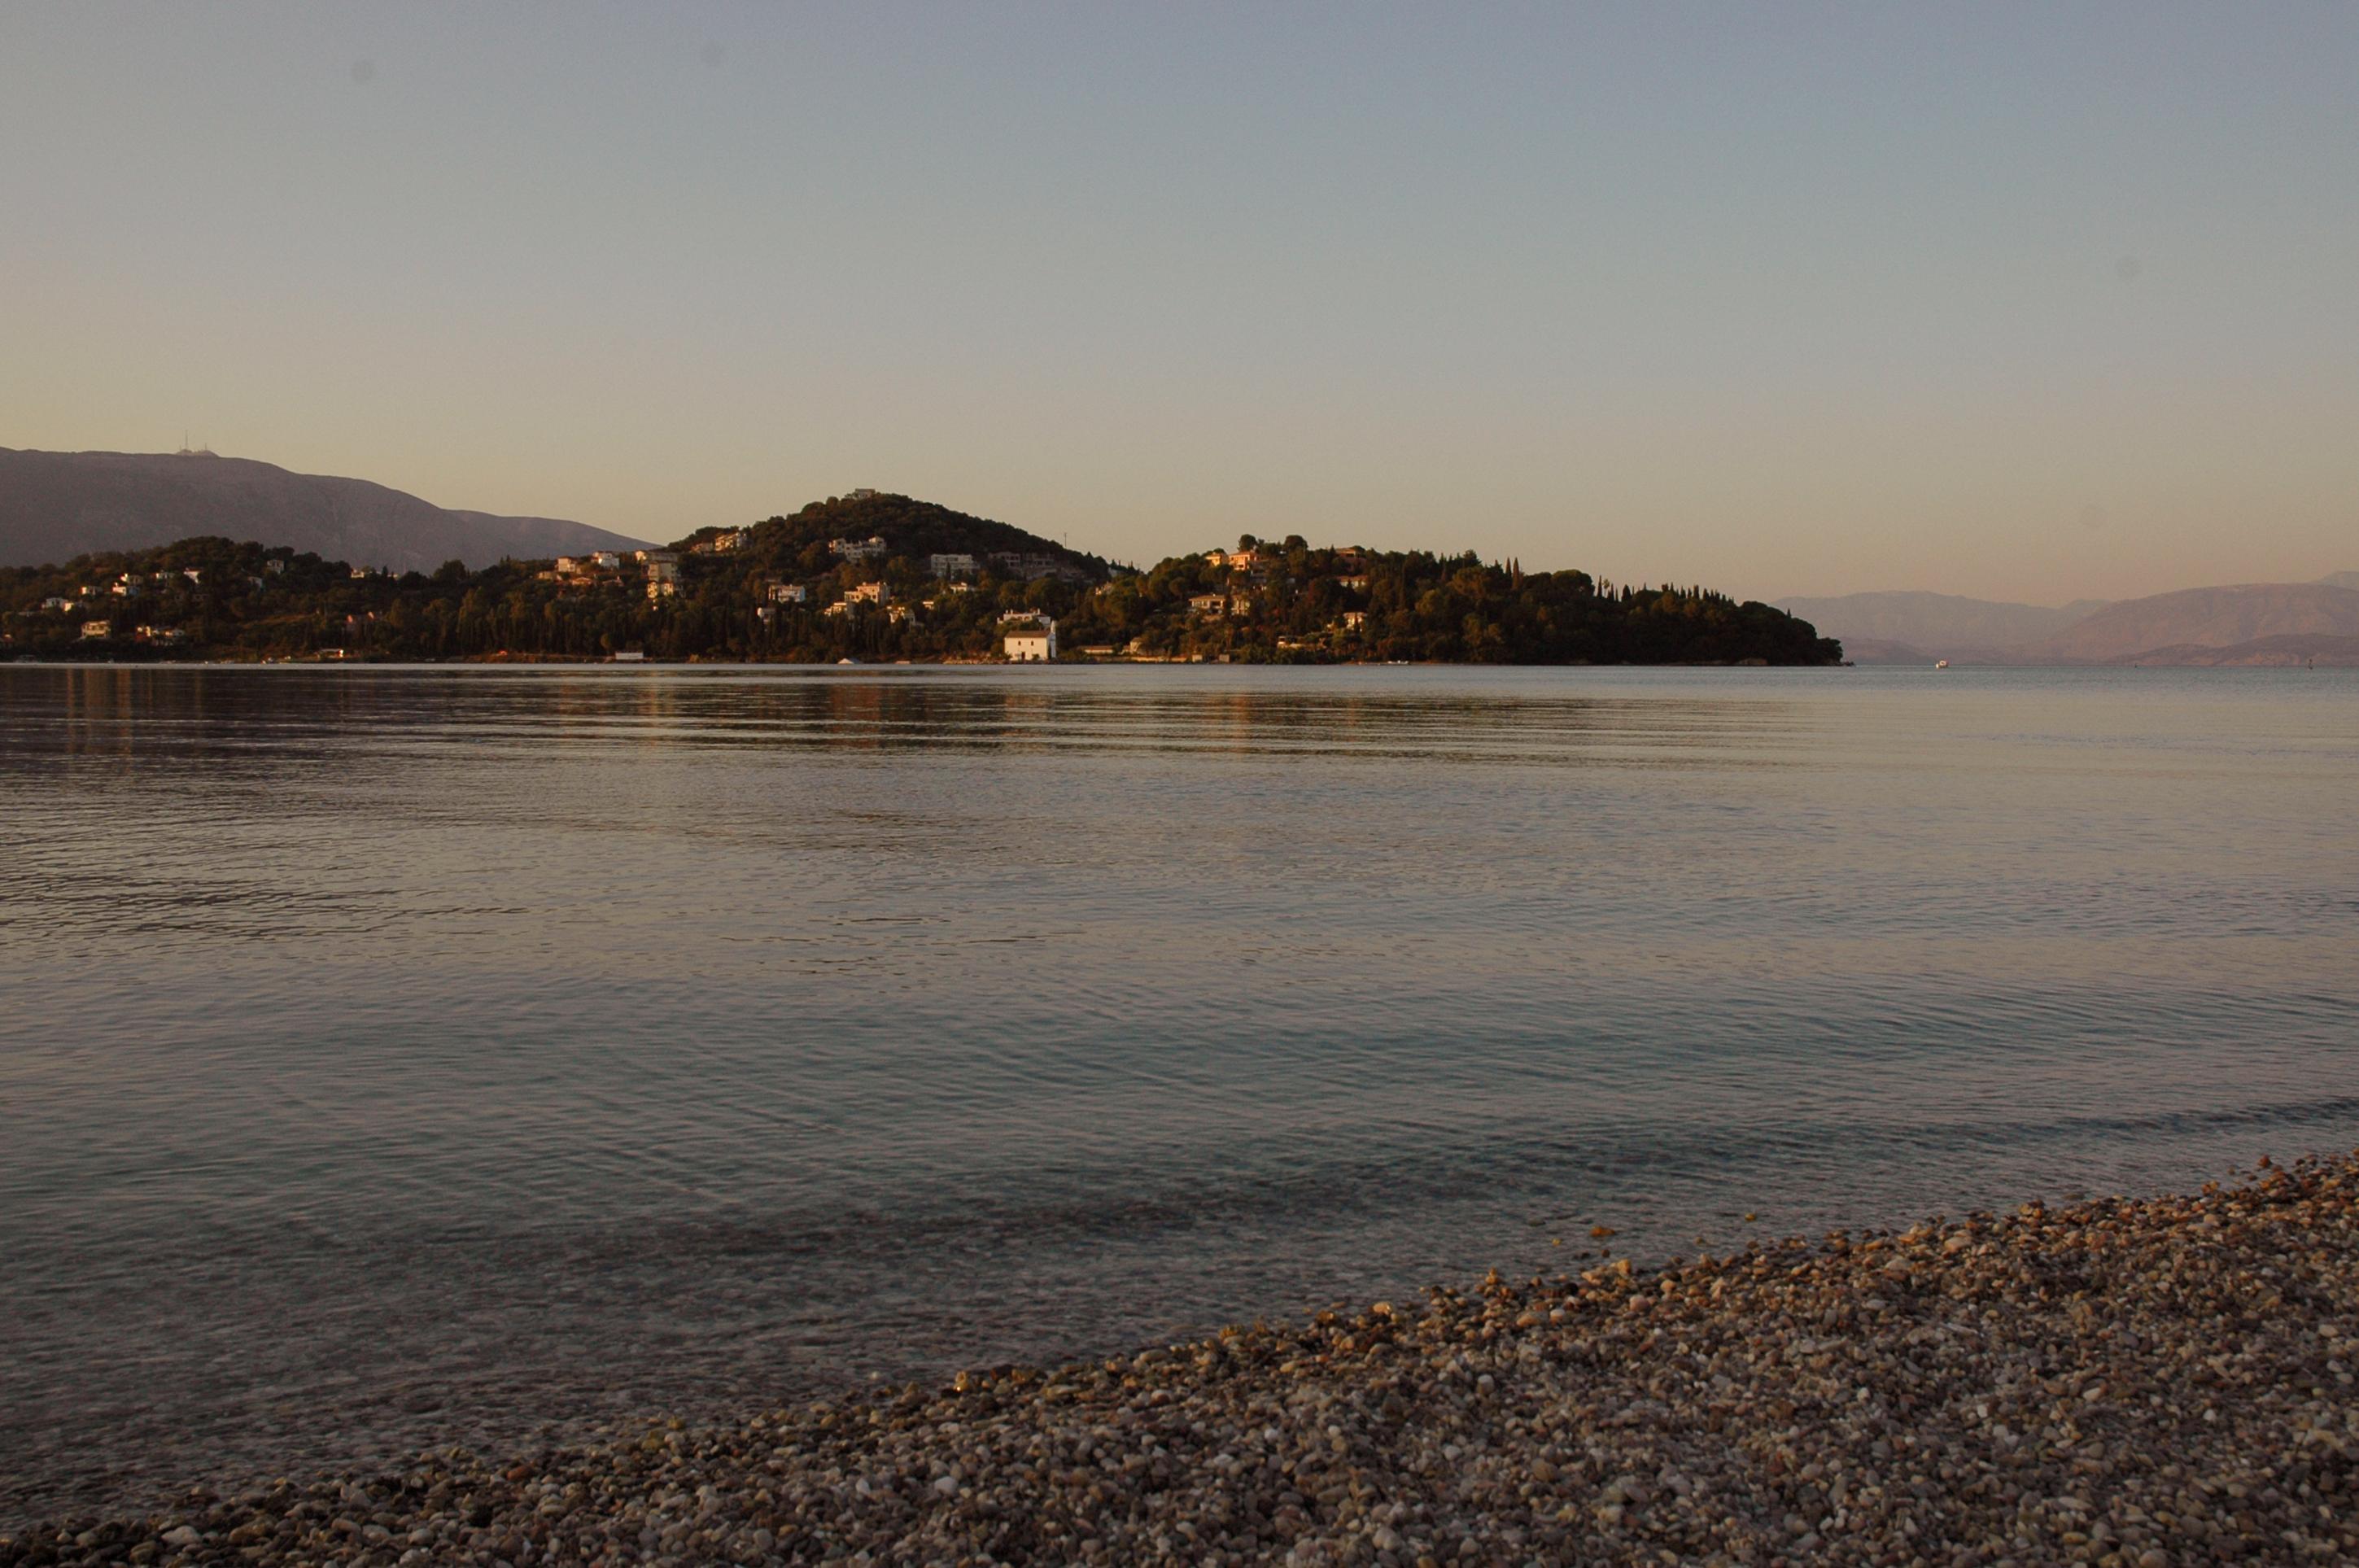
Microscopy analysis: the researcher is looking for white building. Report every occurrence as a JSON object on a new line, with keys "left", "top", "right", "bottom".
{"left": 829, "top": 535, "right": 890, "bottom": 562}
{"left": 1004, "top": 619, "right": 1057, "bottom": 662}
{"left": 928, "top": 553, "right": 978, "bottom": 579}
{"left": 845, "top": 581, "right": 888, "bottom": 605}
{"left": 767, "top": 582, "right": 807, "bottom": 604}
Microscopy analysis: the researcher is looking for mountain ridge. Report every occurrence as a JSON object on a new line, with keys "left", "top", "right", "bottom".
{"left": 2015, "top": 583, "right": 2359, "bottom": 663}
{"left": 1790, "top": 577, "right": 2359, "bottom": 664}
{"left": 0, "top": 448, "right": 649, "bottom": 573}
{"left": 1772, "top": 590, "right": 2108, "bottom": 655}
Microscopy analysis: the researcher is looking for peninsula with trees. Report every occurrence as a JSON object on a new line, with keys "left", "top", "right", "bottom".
{"left": 0, "top": 491, "right": 1842, "bottom": 666}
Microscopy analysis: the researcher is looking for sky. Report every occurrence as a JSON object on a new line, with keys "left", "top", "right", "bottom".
{"left": 2, "top": 3, "right": 2355, "bottom": 603}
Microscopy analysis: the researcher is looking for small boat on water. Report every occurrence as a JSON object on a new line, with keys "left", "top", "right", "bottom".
{"left": 1934, "top": 659, "right": 1951, "bottom": 670}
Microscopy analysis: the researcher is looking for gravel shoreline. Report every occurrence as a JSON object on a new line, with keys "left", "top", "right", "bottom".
{"left": 8, "top": 1155, "right": 2357, "bottom": 1566}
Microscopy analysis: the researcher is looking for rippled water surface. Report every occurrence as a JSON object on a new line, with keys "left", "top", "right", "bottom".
{"left": 2, "top": 663, "right": 2355, "bottom": 1521}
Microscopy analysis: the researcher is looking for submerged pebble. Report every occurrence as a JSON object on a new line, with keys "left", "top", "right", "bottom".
{"left": 8, "top": 1155, "right": 2359, "bottom": 1564}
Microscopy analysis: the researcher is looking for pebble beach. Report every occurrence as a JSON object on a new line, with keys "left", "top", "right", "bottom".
{"left": 7, "top": 1155, "right": 2357, "bottom": 1567}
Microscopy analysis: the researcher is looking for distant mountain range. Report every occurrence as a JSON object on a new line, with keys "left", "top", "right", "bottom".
{"left": 0, "top": 448, "right": 649, "bottom": 573}
{"left": 1786, "top": 579, "right": 2359, "bottom": 666}
{"left": 1775, "top": 590, "right": 2110, "bottom": 662}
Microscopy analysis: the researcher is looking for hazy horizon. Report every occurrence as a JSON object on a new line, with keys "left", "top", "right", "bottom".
{"left": 5, "top": 4, "right": 2356, "bottom": 602}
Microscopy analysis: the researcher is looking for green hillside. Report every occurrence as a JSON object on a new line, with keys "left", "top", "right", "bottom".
{"left": 0, "top": 497, "right": 1840, "bottom": 666}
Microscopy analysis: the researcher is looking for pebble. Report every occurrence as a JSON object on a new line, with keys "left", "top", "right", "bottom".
{"left": 8, "top": 1155, "right": 2359, "bottom": 1564}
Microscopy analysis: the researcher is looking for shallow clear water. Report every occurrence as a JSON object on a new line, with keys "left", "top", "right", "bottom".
{"left": 2, "top": 662, "right": 2355, "bottom": 1521}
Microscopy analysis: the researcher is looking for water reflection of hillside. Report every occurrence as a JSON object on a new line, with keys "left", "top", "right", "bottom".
{"left": 6, "top": 666, "right": 1811, "bottom": 770}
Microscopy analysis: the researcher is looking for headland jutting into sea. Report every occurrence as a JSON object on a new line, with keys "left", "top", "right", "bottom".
{"left": 0, "top": 491, "right": 1842, "bottom": 668}
{"left": 6, "top": 1155, "right": 2353, "bottom": 1566}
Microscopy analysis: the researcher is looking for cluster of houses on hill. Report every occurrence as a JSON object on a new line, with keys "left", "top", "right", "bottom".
{"left": 36, "top": 561, "right": 297, "bottom": 645}
{"left": 518, "top": 531, "right": 1385, "bottom": 662}
{"left": 536, "top": 548, "right": 682, "bottom": 601}
{"left": 1179, "top": 545, "right": 1374, "bottom": 645}
{"left": 820, "top": 534, "right": 1080, "bottom": 584}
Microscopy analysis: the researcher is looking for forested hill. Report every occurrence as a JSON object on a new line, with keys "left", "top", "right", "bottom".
{"left": 710, "top": 492, "right": 1116, "bottom": 583}
{"left": 0, "top": 499, "right": 1841, "bottom": 666}
{"left": 1064, "top": 540, "right": 1838, "bottom": 665}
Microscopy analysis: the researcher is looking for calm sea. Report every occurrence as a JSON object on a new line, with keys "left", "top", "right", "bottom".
{"left": 2, "top": 663, "right": 2355, "bottom": 1521}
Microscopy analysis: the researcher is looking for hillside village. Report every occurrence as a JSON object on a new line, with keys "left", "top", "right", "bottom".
{"left": 0, "top": 491, "right": 1841, "bottom": 666}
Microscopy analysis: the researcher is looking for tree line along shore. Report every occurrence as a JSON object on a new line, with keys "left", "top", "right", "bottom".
{"left": 4, "top": 1154, "right": 2353, "bottom": 1564}
{"left": 0, "top": 493, "right": 1841, "bottom": 667}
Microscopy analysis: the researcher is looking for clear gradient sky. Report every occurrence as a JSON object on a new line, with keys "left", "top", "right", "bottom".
{"left": 3, "top": 3, "right": 2354, "bottom": 601}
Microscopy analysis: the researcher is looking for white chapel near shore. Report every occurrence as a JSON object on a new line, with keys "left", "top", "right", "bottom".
{"left": 1003, "top": 619, "right": 1057, "bottom": 662}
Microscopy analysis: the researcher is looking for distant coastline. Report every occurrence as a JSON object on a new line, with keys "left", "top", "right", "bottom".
{"left": 1, "top": 491, "right": 1842, "bottom": 668}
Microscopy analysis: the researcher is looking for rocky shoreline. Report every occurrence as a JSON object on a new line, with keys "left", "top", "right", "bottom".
{"left": 7, "top": 1155, "right": 2357, "bottom": 1566}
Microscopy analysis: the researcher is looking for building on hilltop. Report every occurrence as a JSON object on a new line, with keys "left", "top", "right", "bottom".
{"left": 988, "top": 551, "right": 1082, "bottom": 583}
{"left": 829, "top": 535, "right": 889, "bottom": 562}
